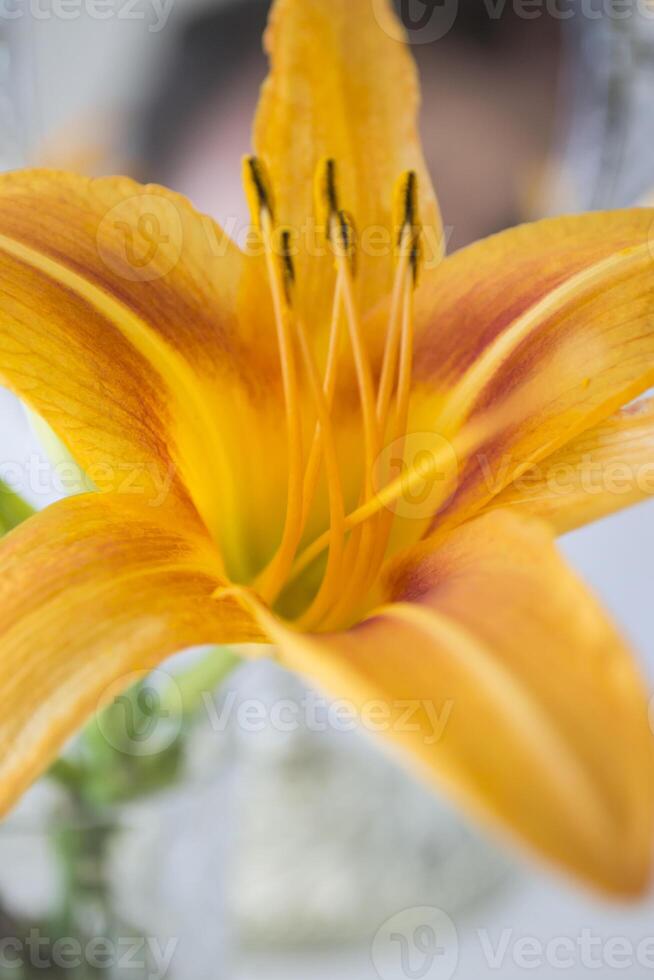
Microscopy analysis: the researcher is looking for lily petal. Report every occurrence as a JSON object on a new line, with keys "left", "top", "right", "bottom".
{"left": 407, "top": 210, "right": 654, "bottom": 534}
{"left": 487, "top": 397, "right": 654, "bottom": 533}
{"left": 254, "top": 0, "right": 442, "bottom": 329}
{"left": 0, "top": 493, "right": 263, "bottom": 816}
{"left": 256, "top": 509, "right": 654, "bottom": 895}
{"left": 0, "top": 169, "right": 287, "bottom": 576}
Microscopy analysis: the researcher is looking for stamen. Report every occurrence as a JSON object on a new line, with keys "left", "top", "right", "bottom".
{"left": 293, "top": 310, "right": 347, "bottom": 627}
{"left": 376, "top": 233, "right": 410, "bottom": 429}
{"left": 356, "top": 174, "right": 423, "bottom": 595}
{"left": 288, "top": 403, "right": 509, "bottom": 593}
{"left": 334, "top": 209, "right": 357, "bottom": 277}
{"left": 331, "top": 209, "right": 377, "bottom": 476}
{"left": 317, "top": 176, "right": 422, "bottom": 627}
{"left": 276, "top": 229, "right": 347, "bottom": 624}
{"left": 362, "top": 248, "right": 417, "bottom": 594}
{"left": 273, "top": 159, "right": 349, "bottom": 621}
{"left": 243, "top": 155, "right": 275, "bottom": 228}
{"left": 291, "top": 421, "right": 456, "bottom": 585}
{"left": 396, "top": 170, "right": 418, "bottom": 246}
{"left": 299, "top": 277, "right": 344, "bottom": 521}
{"left": 280, "top": 228, "right": 296, "bottom": 306}
{"left": 317, "top": 173, "right": 377, "bottom": 484}
{"left": 252, "top": 158, "right": 350, "bottom": 623}
{"left": 394, "top": 270, "right": 417, "bottom": 435}
{"left": 377, "top": 171, "right": 420, "bottom": 430}
{"left": 293, "top": 157, "right": 345, "bottom": 528}
{"left": 244, "top": 158, "right": 304, "bottom": 604}
{"left": 314, "top": 157, "right": 340, "bottom": 237}
{"left": 409, "top": 234, "right": 422, "bottom": 288}
{"left": 239, "top": 160, "right": 428, "bottom": 627}
{"left": 313, "top": 207, "right": 381, "bottom": 628}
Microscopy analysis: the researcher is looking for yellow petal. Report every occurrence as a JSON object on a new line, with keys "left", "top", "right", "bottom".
{"left": 0, "top": 169, "right": 288, "bottom": 578}
{"left": 487, "top": 397, "right": 654, "bottom": 534}
{"left": 0, "top": 493, "right": 263, "bottom": 816}
{"left": 407, "top": 210, "right": 654, "bottom": 534}
{"left": 254, "top": 0, "right": 442, "bottom": 330}
{"left": 256, "top": 510, "right": 654, "bottom": 896}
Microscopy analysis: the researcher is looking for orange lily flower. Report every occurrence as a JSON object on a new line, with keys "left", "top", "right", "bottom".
{"left": 1, "top": 0, "right": 654, "bottom": 897}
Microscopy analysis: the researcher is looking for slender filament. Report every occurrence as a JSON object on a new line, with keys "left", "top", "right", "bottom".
{"left": 254, "top": 207, "right": 305, "bottom": 603}
{"left": 240, "top": 159, "right": 449, "bottom": 629}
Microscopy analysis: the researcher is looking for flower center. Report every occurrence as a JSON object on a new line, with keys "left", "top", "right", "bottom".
{"left": 243, "top": 156, "right": 421, "bottom": 630}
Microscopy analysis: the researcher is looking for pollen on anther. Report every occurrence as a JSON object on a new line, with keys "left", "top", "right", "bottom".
{"left": 314, "top": 157, "right": 340, "bottom": 237}
{"left": 243, "top": 155, "right": 275, "bottom": 229}
{"left": 393, "top": 170, "right": 419, "bottom": 246}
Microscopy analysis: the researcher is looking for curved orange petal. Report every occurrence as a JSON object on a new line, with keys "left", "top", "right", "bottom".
{"left": 485, "top": 397, "right": 654, "bottom": 533}
{"left": 0, "top": 169, "right": 290, "bottom": 578}
{"left": 253, "top": 510, "right": 654, "bottom": 896}
{"left": 404, "top": 210, "right": 654, "bottom": 535}
{"left": 254, "top": 0, "right": 442, "bottom": 331}
{"left": 0, "top": 493, "right": 264, "bottom": 817}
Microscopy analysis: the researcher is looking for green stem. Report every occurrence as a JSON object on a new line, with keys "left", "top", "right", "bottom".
{"left": 48, "top": 757, "right": 88, "bottom": 793}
